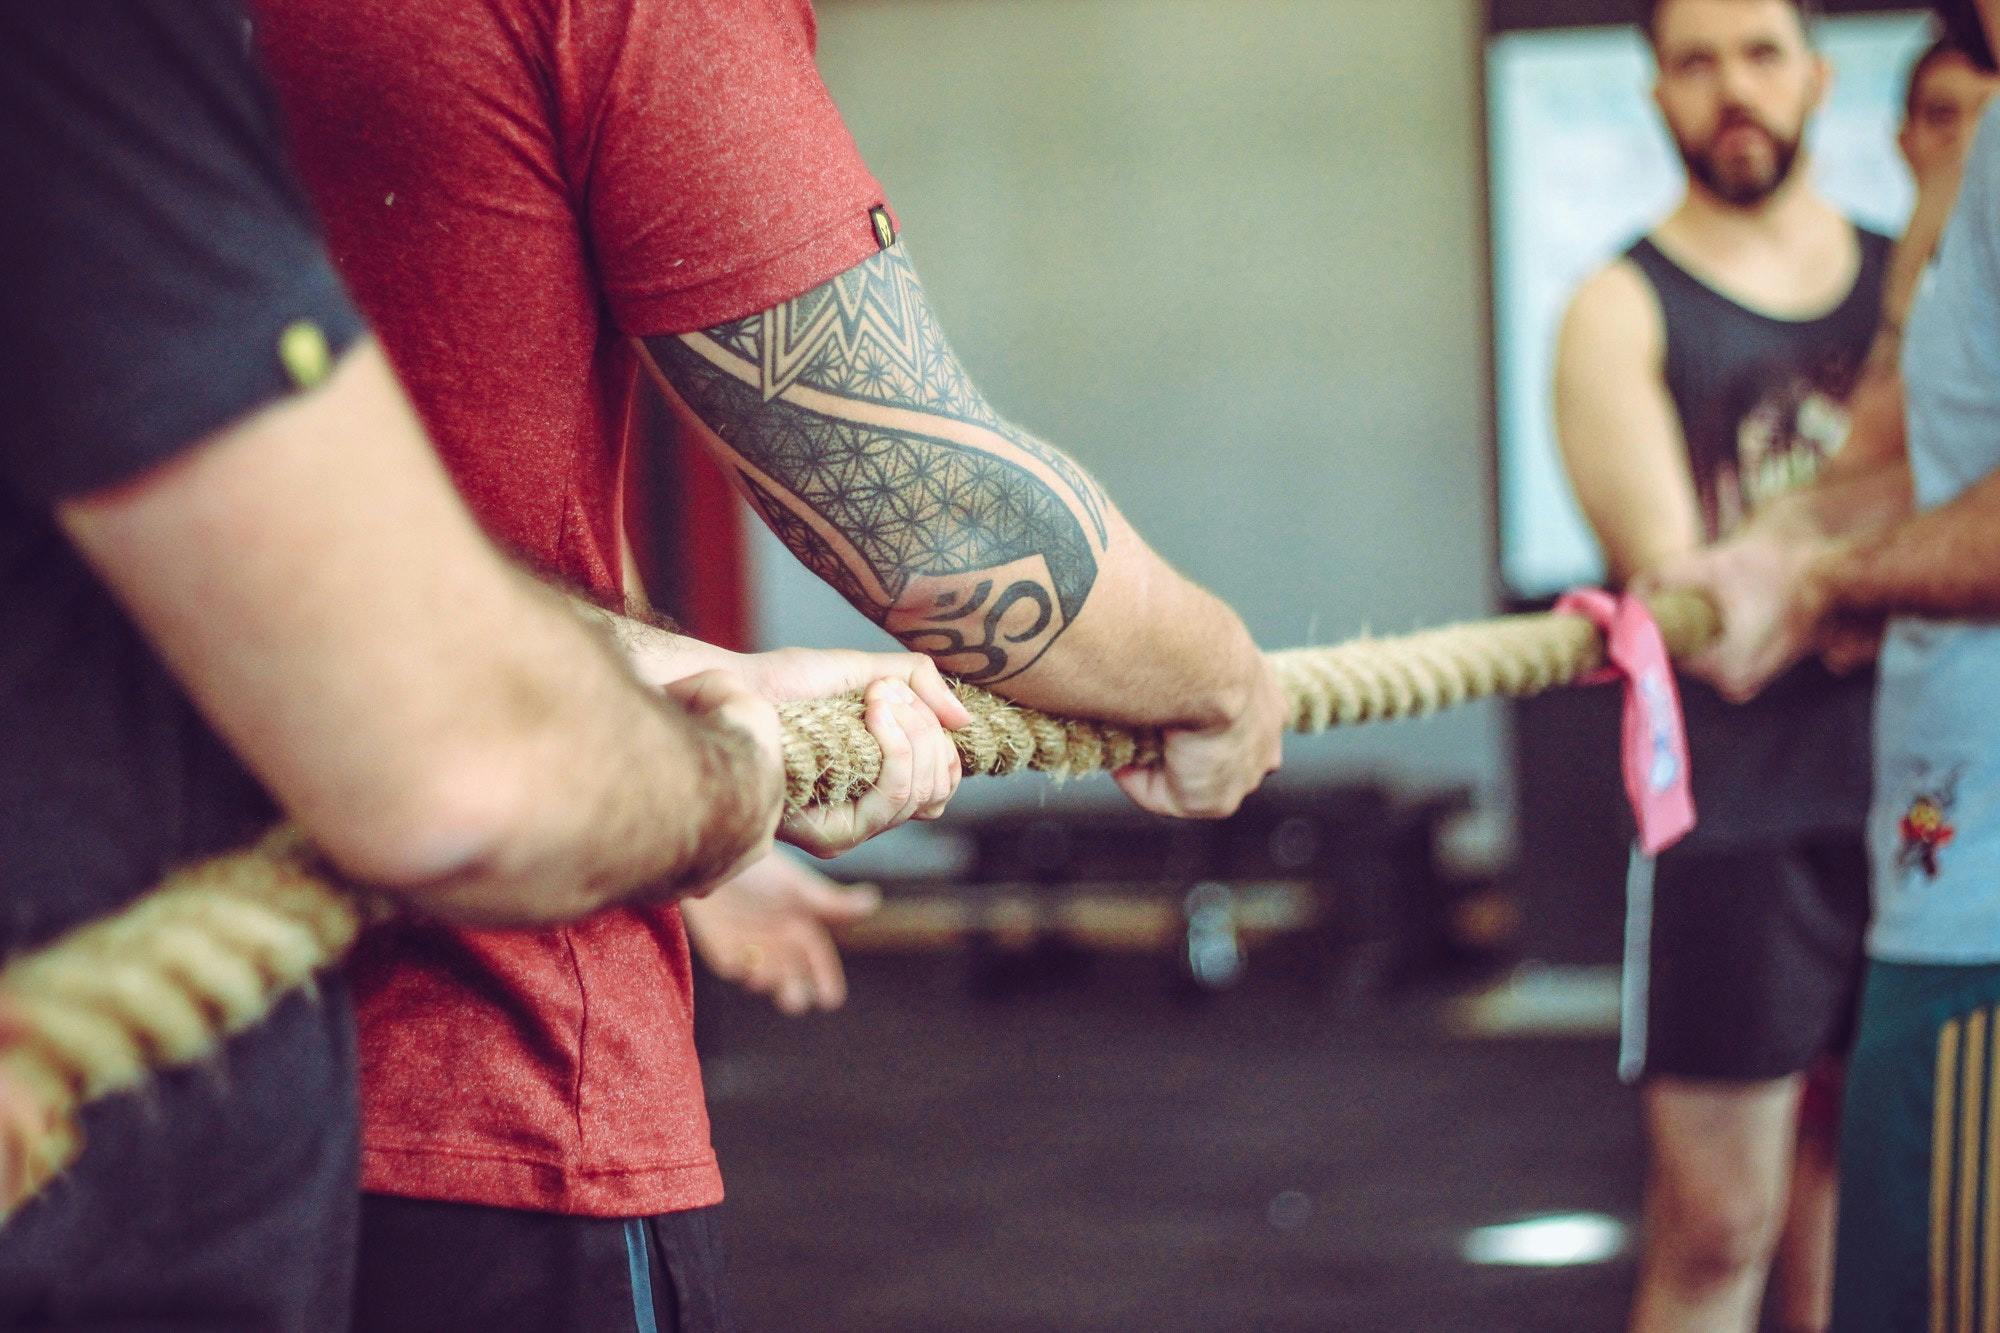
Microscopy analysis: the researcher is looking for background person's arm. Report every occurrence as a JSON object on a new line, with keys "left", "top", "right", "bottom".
{"left": 1650, "top": 438, "right": 1982, "bottom": 704}
{"left": 682, "top": 850, "right": 880, "bottom": 1016}
{"left": 1551, "top": 262, "right": 1705, "bottom": 588}
{"left": 60, "top": 342, "right": 782, "bottom": 926}
{"left": 1648, "top": 235, "right": 1935, "bottom": 699}
{"left": 1737, "top": 116, "right": 1970, "bottom": 544}
{"left": 640, "top": 243, "right": 1282, "bottom": 818}
{"left": 1808, "top": 469, "right": 2000, "bottom": 621}
{"left": 1745, "top": 334, "right": 1915, "bottom": 546}
{"left": 1883, "top": 150, "right": 1969, "bottom": 332}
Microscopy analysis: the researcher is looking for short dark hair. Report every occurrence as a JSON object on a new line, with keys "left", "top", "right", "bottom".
{"left": 1642, "top": 0, "right": 1820, "bottom": 49}
{"left": 1932, "top": 2, "right": 1998, "bottom": 77}
{"left": 1905, "top": 36, "right": 1974, "bottom": 119}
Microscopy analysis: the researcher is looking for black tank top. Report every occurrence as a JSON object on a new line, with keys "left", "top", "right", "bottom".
{"left": 1627, "top": 228, "right": 1893, "bottom": 538}
{"left": 1622, "top": 225, "right": 1891, "bottom": 850}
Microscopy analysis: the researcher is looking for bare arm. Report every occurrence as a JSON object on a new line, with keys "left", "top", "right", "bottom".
{"left": 1552, "top": 262, "right": 1704, "bottom": 587}
{"left": 1762, "top": 171, "right": 1956, "bottom": 539}
{"left": 638, "top": 243, "right": 1281, "bottom": 816}
{"left": 60, "top": 341, "right": 780, "bottom": 924}
{"left": 1656, "top": 424, "right": 1984, "bottom": 702}
{"left": 1647, "top": 330, "right": 1917, "bottom": 699}
{"left": 1815, "top": 467, "right": 2000, "bottom": 620}
{"left": 1883, "top": 156, "right": 1967, "bottom": 332}
{"left": 1784, "top": 166, "right": 1999, "bottom": 619}
{"left": 1755, "top": 322, "right": 1914, "bottom": 540}
{"left": 569, "top": 599, "right": 970, "bottom": 856}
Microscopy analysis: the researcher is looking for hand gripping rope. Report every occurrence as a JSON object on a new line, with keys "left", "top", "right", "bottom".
{"left": 0, "top": 590, "right": 1719, "bottom": 1212}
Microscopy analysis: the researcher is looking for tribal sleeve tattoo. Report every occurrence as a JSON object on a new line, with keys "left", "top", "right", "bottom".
{"left": 641, "top": 244, "right": 1110, "bottom": 685}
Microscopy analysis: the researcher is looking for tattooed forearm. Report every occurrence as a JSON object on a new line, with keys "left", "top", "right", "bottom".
{"left": 643, "top": 244, "right": 1110, "bottom": 684}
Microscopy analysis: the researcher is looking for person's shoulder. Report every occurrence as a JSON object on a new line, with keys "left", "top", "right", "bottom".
{"left": 1962, "top": 99, "right": 2000, "bottom": 196}
{"left": 1557, "top": 257, "right": 1666, "bottom": 373}
{"left": 1612, "top": 226, "right": 1693, "bottom": 293}
{"left": 1567, "top": 257, "right": 1663, "bottom": 334}
{"left": 1847, "top": 217, "right": 1896, "bottom": 254}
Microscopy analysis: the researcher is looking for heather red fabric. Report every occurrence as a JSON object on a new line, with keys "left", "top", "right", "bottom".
{"left": 254, "top": 0, "right": 888, "bottom": 1215}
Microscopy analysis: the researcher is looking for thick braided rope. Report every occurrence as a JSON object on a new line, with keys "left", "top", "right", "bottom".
{"left": 0, "top": 590, "right": 1716, "bottom": 1212}
{"left": 0, "top": 828, "right": 371, "bottom": 1211}
{"left": 778, "top": 590, "right": 1720, "bottom": 806}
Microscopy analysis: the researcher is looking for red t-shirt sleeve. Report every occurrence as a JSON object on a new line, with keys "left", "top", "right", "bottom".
{"left": 557, "top": 0, "right": 892, "bottom": 336}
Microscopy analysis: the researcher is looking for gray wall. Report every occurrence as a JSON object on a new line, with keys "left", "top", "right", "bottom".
{"left": 755, "top": 0, "right": 1505, "bottom": 825}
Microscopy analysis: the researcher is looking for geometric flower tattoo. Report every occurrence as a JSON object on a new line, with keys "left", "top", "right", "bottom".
{"left": 643, "top": 245, "right": 1110, "bottom": 683}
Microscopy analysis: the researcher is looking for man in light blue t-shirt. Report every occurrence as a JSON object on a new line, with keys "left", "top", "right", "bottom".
{"left": 1660, "top": 1, "right": 2000, "bottom": 1324}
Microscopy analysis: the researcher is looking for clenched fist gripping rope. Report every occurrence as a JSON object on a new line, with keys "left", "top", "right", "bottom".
{"left": 0, "top": 591, "right": 1718, "bottom": 1211}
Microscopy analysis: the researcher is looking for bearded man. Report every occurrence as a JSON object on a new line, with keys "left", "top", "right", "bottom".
{"left": 1550, "top": 2, "right": 1889, "bottom": 1326}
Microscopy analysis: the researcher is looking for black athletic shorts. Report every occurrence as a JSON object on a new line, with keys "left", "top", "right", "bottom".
{"left": 352, "top": 1194, "right": 734, "bottom": 1333}
{"left": 1619, "top": 836, "right": 1869, "bottom": 1084}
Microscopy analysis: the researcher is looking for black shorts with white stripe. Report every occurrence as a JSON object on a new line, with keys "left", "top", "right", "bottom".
{"left": 1620, "top": 836, "right": 1868, "bottom": 1084}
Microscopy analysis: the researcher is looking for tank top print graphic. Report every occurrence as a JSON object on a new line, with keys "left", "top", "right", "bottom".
{"left": 1613, "top": 224, "right": 1888, "bottom": 851}
{"left": 1625, "top": 229, "right": 1893, "bottom": 539}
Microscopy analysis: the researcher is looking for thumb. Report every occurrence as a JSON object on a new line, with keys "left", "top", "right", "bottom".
{"left": 660, "top": 666, "right": 740, "bottom": 714}
{"left": 1631, "top": 560, "right": 1694, "bottom": 600}
{"left": 1113, "top": 764, "right": 1180, "bottom": 818}
{"left": 796, "top": 878, "right": 882, "bottom": 922}
{"left": 899, "top": 658, "right": 974, "bottom": 730}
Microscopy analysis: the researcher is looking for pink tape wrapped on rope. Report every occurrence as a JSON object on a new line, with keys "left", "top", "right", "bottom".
{"left": 1554, "top": 589, "right": 1696, "bottom": 856}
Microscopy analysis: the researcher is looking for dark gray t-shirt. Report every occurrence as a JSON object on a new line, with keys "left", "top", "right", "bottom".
{"left": 0, "top": 4, "right": 364, "bottom": 1320}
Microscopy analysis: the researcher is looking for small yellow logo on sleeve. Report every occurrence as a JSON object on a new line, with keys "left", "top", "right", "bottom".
{"left": 279, "top": 319, "right": 332, "bottom": 390}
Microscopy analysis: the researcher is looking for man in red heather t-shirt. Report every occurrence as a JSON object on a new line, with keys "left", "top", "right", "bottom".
{"left": 259, "top": 0, "right": 1286, "bottom": 1326}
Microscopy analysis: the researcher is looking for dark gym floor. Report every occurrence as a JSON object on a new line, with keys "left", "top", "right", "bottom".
{"left": 697, "top": 951, "right": 1642, "bottom": 1332}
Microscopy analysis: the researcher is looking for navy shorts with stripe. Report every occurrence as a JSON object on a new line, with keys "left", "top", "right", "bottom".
{"left": 1834, "top": 960, "right": 2000, "bottom": 1332}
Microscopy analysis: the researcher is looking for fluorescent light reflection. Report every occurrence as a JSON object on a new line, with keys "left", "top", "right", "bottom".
{"left": 1460, "top": 1212, "right": 1628, "bottom": 1267}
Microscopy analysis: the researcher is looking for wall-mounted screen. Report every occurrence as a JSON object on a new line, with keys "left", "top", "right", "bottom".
{"left": 1489, "top": 11, "right": 1932, "bottom": 598}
